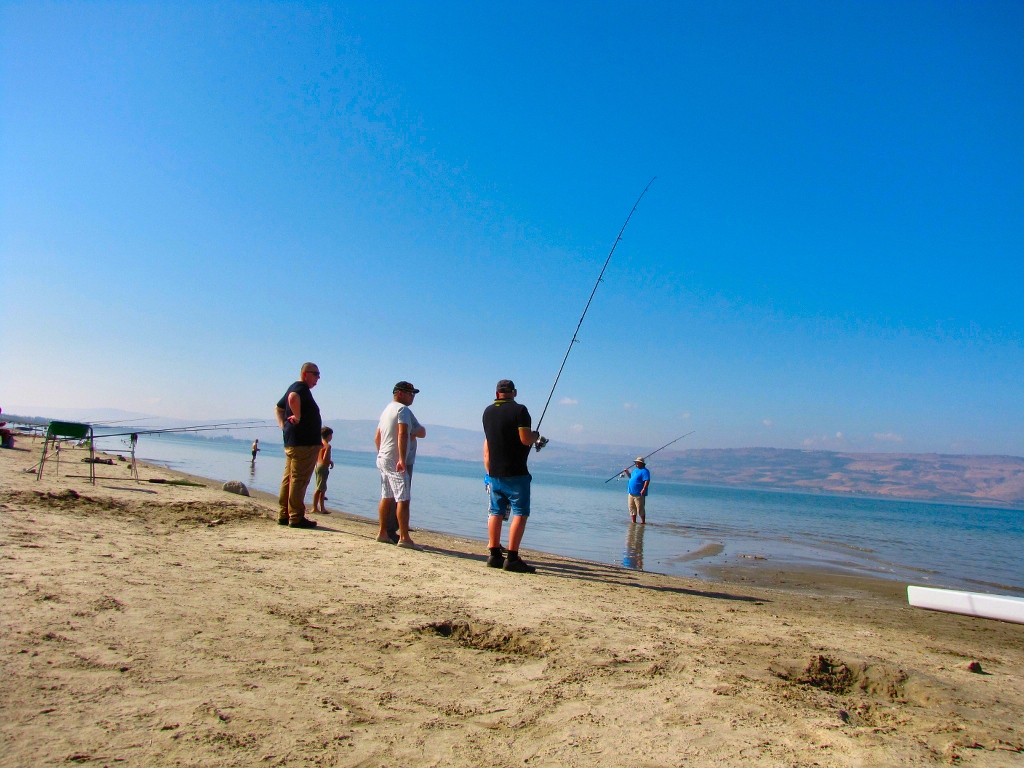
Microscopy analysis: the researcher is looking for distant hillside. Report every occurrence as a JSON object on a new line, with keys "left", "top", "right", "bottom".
{"left": 243, "top": 422, "right": 1024, "bottom": 507}
{"left": 650, "top": 448, "right": 1024, "bottom": 507}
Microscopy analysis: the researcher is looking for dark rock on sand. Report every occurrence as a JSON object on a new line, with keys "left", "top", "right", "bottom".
{"left": 222, "top": 481, "right": 249, "bottom": 497}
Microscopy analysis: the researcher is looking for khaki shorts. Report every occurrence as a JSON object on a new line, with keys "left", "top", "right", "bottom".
{"left": 628, "top": 494, "right": 646, "bottom": 517}
{"left": 314, "top": 464, "right": 329, "bottom": 493}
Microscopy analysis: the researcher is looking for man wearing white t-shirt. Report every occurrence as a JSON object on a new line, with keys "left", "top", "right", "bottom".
{"left": 383, "top": 407, "right": 425, "bottom": 540}
{"left": 374, "top": 381, "right": 426, "bottom": 549}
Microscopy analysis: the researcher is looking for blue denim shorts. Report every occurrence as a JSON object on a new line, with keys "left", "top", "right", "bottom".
{"left": 488, "top": 474, "right": 531, "bottom": 519}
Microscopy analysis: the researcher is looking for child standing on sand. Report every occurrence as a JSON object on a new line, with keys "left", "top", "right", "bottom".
{"left": 312, "top": 427, "right": 334, "bottom": 514}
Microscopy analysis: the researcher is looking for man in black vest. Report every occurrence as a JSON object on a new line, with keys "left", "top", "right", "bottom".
{"left": 482, "top": 379, "right": 541, "bottom": 573}
{"left": 275, "top": 362, "right": 322, "bottom": 528}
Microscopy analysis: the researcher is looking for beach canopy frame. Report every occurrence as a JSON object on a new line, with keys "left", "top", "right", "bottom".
{"left": 127, "top": 433, "right": 140, "bottom": 483}
{"left": 37, "top": 421, "right": 96, "bottom": 485}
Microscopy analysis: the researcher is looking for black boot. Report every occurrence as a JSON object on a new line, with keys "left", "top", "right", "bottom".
{"left": 486, "top": 546, "right": 505, "bottom": 569}
{"left": 502, "top": 550, "right": 535, "bottom": 574}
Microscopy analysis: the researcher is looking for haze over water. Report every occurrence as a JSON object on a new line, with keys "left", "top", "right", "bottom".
{"left": 97, "top": 433, "right": 1024, "bottom": 596}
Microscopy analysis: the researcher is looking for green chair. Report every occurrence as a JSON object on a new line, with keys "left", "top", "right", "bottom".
{"left": 37, "top": 421, "right": 96, "bottom": 484}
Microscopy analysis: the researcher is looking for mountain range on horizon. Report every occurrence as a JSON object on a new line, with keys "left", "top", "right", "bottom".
{"left": 6, "top": 407, "right": 1024, "bottom": 508}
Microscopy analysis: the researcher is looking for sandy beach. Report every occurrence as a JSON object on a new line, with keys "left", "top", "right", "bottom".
{"left": 2, "top": 440, "right": 1022, "bottom": 767}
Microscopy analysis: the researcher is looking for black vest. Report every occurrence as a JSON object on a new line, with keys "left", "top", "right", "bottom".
{"left": 277, "top": 381, "right": 322, "bottom": 447}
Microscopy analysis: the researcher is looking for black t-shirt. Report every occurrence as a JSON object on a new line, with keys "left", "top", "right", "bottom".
{"left": 482, "top": 399, "right": 532, "bottom": 478}
{"left": 277, "top": 381, "right": 322, "bottom": 447}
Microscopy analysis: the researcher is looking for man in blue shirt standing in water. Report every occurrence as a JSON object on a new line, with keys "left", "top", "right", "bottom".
{"left": 624, "top": 457, "right": 651, "bottom": 524}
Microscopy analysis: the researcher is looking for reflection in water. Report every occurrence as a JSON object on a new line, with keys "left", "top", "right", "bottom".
{"left": 672, "top": 542, "right": 725, "bottom": 563}
{"left": 623, "top": 522, "right": 645, "bottom": 570}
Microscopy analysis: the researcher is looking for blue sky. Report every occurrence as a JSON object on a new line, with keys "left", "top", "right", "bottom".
{"left": 2, "top": 1, "right": 1022, "bottom": 454}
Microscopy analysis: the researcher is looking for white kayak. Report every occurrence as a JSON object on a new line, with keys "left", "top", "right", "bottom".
{"left": 907, "top": 585, "right": 1024, "bottom": 625}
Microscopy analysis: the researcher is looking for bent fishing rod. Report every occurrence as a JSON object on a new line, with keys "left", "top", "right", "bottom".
{"left": 532, "top": 177, "right": 656, "bottom": 451}
{"left": 604, "top": 430, "right": 695, "bottom": 482}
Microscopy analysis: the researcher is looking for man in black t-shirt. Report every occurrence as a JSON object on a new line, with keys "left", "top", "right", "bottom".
{"left": 482, "top": 379, "right": 541, "bottom": 573}
{"left": 275, "top": 362, "right": 323, "bottom": 529}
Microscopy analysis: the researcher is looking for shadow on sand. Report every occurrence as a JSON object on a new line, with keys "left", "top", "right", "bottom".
{"left": 304, "top": 515, "right": 767, "bottom": 604}
{"left": 421, "top": 543, "right": 768, "bottom": 604}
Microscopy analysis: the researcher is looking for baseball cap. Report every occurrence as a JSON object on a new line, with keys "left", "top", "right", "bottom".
{"left": 496, "top": 379, "right": 516, "bottom": 394}
{"left": 393, "top": 381, "right": 420, "bottom": 394}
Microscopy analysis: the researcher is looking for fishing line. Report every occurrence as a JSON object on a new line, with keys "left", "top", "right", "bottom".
{"left": 533, "top": 177, "right": 656, "bottom": 450}
{"left": 89, "top": 417, "right": 159, "bottom": 427}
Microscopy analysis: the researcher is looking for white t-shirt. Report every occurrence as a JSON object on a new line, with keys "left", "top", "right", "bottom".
{"left": 377, "top": 401, "right": 414, "bottom": 470}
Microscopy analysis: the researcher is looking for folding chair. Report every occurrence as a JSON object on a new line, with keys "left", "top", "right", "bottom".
{"left": 37, "top": 421, "right": 96, "bottom": 484}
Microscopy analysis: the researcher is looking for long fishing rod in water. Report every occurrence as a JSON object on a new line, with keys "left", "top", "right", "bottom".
{"left": 532, "top": 177, "right": 656, "bottom": 451}
{"left": 603, "top": 430, "right": 695, "bottom": 483}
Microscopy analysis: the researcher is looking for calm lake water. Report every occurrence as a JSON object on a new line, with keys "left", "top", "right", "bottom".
{"left": 92, "top": 433, "right": 1024, "bottom": 595}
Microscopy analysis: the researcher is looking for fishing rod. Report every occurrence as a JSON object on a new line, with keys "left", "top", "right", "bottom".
{"left": 532, "top": 177, "right": 656, "bottom": 451}
{"left": 96, "top": 420, "right": 269, "bottom": 438}
{"left": 90, "top": 417, "right": 159, "bottom": 427}
{"left": 603, "top": 430, "right": 695, "bottom": 483}
{"left": 94, "top": 420, "right": 271, "bottom": 439}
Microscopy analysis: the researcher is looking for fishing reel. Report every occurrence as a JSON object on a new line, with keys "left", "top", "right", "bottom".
{"left": 533, "top": 436, "right": 549, "bottom": 452}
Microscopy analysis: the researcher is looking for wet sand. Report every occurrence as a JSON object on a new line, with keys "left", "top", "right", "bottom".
{"left": 2, "top": 439, "right": 1022, "bottom": 766}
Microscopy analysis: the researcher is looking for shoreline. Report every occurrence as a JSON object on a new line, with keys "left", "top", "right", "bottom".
{"left": 139, "top": 451, "right": 926, "bottom": 603}
{"left": 4, "top": 437, "right": 1018, "bottom": 610}
{"left": 21, "top": 430, "right": 1016, "bottom": 601}
{"left": 14, "top": 430, "right": 1024, "bottom": 598}
{"left": 143, "top": 452, "right": 1024, "bottom": 601}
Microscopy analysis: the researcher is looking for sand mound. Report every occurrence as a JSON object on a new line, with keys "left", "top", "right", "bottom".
{"left": 416, "top": 620, "right": 551, "bottom": 657}
{"left": 1, "top": 488, "right": 129, "bottom": 513}
{"left": 770, "top": 653, "right": 936, "bottom": 702}
{"left": 1, "top": 488, "right": 266, "bottom": 528}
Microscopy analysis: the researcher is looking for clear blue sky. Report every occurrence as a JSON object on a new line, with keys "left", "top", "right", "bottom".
{"left": 2, "top": 2, "right": 1022, "bottom": 454}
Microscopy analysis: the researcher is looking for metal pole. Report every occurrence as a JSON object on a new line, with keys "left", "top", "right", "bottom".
{"left": 130, "top": 434, "right": 139, "bottom": 483}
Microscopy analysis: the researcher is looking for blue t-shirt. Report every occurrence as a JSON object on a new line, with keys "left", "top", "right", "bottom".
{"left": 627, "top": 467, "right": 650, "bottom": 496}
